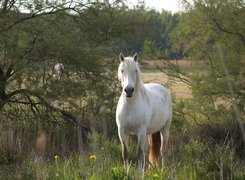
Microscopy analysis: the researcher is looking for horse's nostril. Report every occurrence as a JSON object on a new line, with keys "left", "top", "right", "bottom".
{"left": 125, "top": 87, "right": 134, "bottom": 94}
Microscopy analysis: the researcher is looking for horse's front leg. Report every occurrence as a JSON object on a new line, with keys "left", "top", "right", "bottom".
{"left": 144, "top": 137, "right": 150, "bottom": 169}
{"left": 137, "top": 128, "right": 147, "bottom": 173}
{"left": 118, "top": 128, "right": 129, "bottom": 169}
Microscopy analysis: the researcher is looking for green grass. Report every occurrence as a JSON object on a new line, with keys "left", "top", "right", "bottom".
{"left": 0, "top": 136, "right": 244, "bottom": 180}
{"left": 1, "top": 98, "right": 244, "bottom": 179}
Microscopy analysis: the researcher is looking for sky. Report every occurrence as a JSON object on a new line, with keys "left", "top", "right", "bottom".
{"left": 126, "top": 0, "right": 181, "bottom": 13}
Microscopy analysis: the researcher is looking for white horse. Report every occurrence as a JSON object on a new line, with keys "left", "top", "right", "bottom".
{"left": 116, "top": 53, "right": 172, "bottom": 172}
{"left": 53, "top": 63, "right": 64, "bottom": 78}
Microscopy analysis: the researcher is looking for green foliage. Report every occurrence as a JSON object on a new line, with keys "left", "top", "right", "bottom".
{"left": 180, "top": 138, "right": 206, "bottom": 164}
{"left": 169, "top": 0, "right": 245, "bottom": 146}
{"left": 163, "top": 2, "right": 245, "bottom": 179}
{"left": 0, "top": 0, "right": 181, "bottom": 131}
{"left": 0, "top": 1, "right": 244, "bottom": 179}
{"left": 0, "top": 0, "right": 124, "bottom": 128}
{"left": 111, "top": 166, "right": 131, "bottom": 180}
{"left": 0, "top": 137, "right": 244, "bottom": 179}
{"left": 142, "top": 40, "right": 159, "bottom": 59}
{"left": 109, "top": 8, "right": 181, "bottom": 59}
{"left": 171, "top": 99, "right": 186, "bottom": 133}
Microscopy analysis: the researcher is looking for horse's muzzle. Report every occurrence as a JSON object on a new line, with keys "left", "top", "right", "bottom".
{"left": 125, "top": 86, "right": 134, "bottom": 97}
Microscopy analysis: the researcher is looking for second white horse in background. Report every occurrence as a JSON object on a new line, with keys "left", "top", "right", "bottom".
{"left": 53, "top": 63, "right": 64, "bottom": 79}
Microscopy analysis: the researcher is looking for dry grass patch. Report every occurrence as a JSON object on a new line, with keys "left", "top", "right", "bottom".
{"left": 141, "top": 59, "right": 192, "bottom": 70}
{"left": 141, "top": 72, "right": 192, "bottom": 99}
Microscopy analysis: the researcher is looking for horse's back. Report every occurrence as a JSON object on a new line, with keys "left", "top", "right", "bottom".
{"left": 144, "top": 83, "right": 171, "bottom": 100}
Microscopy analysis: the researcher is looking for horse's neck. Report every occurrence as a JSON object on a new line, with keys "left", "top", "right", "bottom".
{"left": 136, "top": 79, "right": 146, "bottom": 95}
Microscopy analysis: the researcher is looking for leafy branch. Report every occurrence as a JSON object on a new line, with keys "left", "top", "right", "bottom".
{"left": 6, "top": 88, "right": 90, "bottom": 132}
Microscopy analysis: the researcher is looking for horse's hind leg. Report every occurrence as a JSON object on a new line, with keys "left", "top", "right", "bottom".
{"left": 118, "top": 128, "right": 129, "bottom": 168}
{"left": 160, "top": 120, "right": 171, "bottom": 167}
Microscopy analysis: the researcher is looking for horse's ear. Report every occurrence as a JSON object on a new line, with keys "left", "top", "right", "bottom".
{"left": 119, "top": 53, "right": 124, "bottom": 62}
{"left": 133, "top": 53, "right": 138, "bottom": 62}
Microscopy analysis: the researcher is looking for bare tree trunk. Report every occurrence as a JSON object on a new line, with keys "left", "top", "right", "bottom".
{"left": 77, "top": 121, "right": 84, "bottom": 154}
{"left": 99, "top": 104, "right": 107, "bottom": 139}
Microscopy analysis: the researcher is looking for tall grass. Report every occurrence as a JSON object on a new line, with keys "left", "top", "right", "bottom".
{"left": 0, "top": 97, "right": 244, "bottom": 179}
{"left": 0, "top": 134, "right": 244, "bottom": 179}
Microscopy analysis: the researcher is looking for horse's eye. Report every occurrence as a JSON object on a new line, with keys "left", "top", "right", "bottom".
{"left": 121, "top": 70, "right": 124, "bottom": 73}
{"left": 135, "top": 70, "right": 137, "bottom": 73}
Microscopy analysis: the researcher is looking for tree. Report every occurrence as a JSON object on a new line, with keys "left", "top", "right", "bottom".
{"left": 1, "top": 1, "right": 145, "bottom": 161}
{"left": 142, "top": 40, "right": 159, "bottom": 59}
{"left": 171, "top": 0, "right": 245, "bottom": 149}
{"left": 0, "top": 0, "right": 130, "bottom": 135}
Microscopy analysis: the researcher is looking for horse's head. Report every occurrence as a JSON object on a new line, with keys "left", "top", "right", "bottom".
{"left": 118, "top": 53, "right": 140, "bottom": 98}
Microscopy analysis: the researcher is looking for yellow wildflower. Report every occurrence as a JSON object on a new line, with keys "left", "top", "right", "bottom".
{"left": 55, "top": 173, "right": 59, "bottom": 177}
{"left": 90, "top": 155, "right": 96, "bottom": 161}
{"left": 54, "top": 155, "right": 59, "bottom": 159}
{"left": 153, "top": 173, "right": 158, "bottom": 177}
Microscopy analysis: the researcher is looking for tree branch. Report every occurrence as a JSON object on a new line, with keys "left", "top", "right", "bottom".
{"left": 156, "top": 60, "right": 193, "bottom": 86}
{"left": 213, "top": 18, "right": 245, "bottom": 46}
{"left": 6, "top": 89, "right": 90, "bottom": 132}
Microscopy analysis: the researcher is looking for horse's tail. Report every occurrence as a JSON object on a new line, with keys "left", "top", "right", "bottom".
{"left": 148, "top": 131, "right": 161, "bottom": 166}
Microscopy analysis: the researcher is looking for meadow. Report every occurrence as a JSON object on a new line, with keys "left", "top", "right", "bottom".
{"left": 0, "top": 60, "right": 244, "bottom": 180}
{"left": 1, "top": 0, "right": 244, "bottom": 178}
